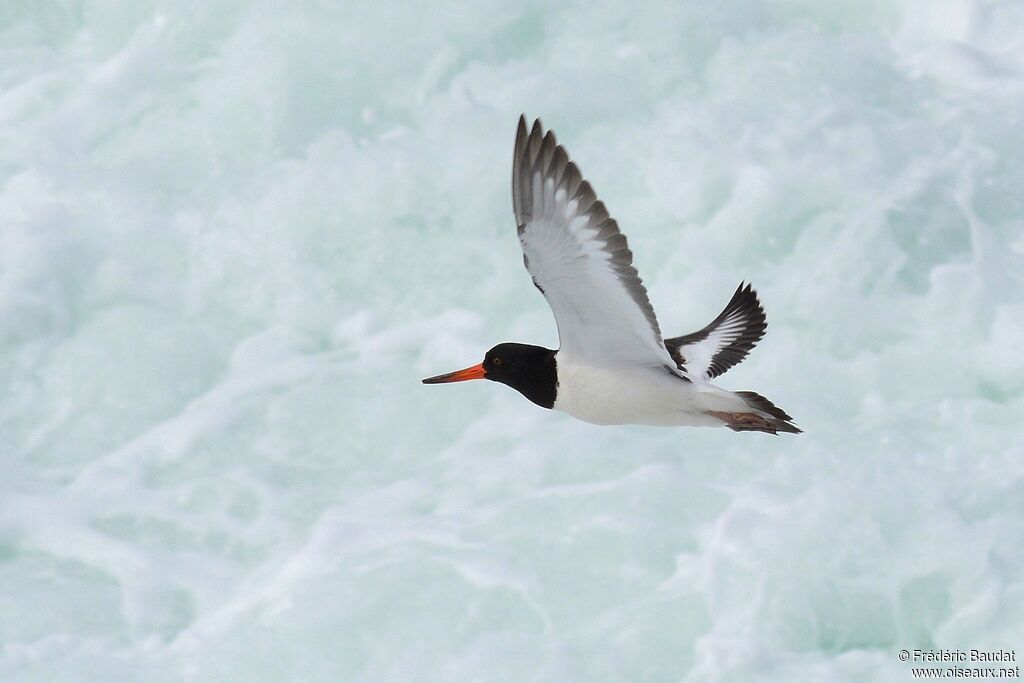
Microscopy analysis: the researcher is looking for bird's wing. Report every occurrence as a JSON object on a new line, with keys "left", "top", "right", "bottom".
{"left": 512, "top": 116, "right": 679, "bottom": 371}
{"left": 664, "top": 283, "right": 766, "bottom": 381}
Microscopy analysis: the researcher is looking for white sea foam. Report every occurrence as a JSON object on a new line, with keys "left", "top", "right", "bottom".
{"left": 1, "top": 1, "right": 1022, "bottom": 681}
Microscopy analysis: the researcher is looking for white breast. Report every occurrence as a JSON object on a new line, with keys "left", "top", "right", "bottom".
{"left": 552, "top": 356, "right": 728, "bottom": 427}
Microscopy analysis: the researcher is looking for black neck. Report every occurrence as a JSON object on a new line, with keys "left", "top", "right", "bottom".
{"left": 511, "top": 350, "right": 557, "bottom": 409}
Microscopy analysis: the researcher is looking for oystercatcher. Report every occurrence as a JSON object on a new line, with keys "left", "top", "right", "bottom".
{"left": 423, "top": 116, "right": 800, "bottom": 434}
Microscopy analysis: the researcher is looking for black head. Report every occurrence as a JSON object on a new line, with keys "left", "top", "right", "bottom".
{"left": 422, "top": 342, "right": 557, "bottom": 409}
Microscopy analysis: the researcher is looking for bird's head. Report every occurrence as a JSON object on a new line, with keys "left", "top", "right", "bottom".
{"left": 421, "top": 343, "right": 557, "bottom": 408}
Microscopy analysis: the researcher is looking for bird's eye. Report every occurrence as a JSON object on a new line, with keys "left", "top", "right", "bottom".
{"left": 492, "top": 357, "right": 502, "bottom": 366}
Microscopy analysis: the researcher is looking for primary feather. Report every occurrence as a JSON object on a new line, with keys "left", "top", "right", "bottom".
{"left": 664, "top": 283, "right": 767, "bottom": 380}
{"left": 512, "top": 116, "right": 681, "bottom": 372}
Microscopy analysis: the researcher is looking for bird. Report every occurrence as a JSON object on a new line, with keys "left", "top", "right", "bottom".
{"left": 422, "top": 115, "right": 800, "bottom": 434}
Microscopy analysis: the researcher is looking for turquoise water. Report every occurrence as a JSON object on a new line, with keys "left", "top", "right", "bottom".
{"left": 2, "top": 2, "right": 1023, "bottom": 681}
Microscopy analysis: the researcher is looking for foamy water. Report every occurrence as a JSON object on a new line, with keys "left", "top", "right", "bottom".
{"left": 2, "top": 2, "right": 1022, "bottom": 681}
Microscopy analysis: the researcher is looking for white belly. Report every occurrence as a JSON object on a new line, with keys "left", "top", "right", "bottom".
{"left": 551, "top": 358, "right": 737, "bottom": 427}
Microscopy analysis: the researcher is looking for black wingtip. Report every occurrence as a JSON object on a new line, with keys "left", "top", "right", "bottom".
{"left": 515, "top": 115, "right": 529, "bottom": 148}
{"left": 664, "top": 281, "right": 767, "bottom": 379}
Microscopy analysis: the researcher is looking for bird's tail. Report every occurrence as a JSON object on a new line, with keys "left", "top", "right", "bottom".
{"left": 707, "top": 391, "right": 802, "bottom": 435}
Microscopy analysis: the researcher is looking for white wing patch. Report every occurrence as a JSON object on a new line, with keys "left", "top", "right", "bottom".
{"left": 513, "top": 117, "right": 680, "bottom": 371}
{"left": 664, "top": 283, "right": 767, "bottom": 381}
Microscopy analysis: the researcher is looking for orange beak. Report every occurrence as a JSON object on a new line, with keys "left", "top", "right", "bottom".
{"left": 422, "top": 362, "right": 486, "bottom": 384}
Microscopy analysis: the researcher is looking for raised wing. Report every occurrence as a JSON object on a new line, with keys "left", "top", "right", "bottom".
{"left": 664, "top": 282, "right": 766, "bottom": 380}
{"left": 512, "top": 116, "right": 678, "bottom": 370}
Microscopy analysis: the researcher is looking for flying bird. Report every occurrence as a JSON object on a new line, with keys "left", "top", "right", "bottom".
{"left": 423, "top": 116, "right": 800, "bottom": 434}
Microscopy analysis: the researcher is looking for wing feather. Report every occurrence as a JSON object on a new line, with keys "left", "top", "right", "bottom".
{"left": 512, "top": 116, "right": 678, "bottom": 370}
{"left": 665, "top": 283, "right": 767, "bottom": 380}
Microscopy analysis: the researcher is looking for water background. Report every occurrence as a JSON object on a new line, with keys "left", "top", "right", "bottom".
{"left": 2, "top": 1, "right": 1023, "bottom": 681}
